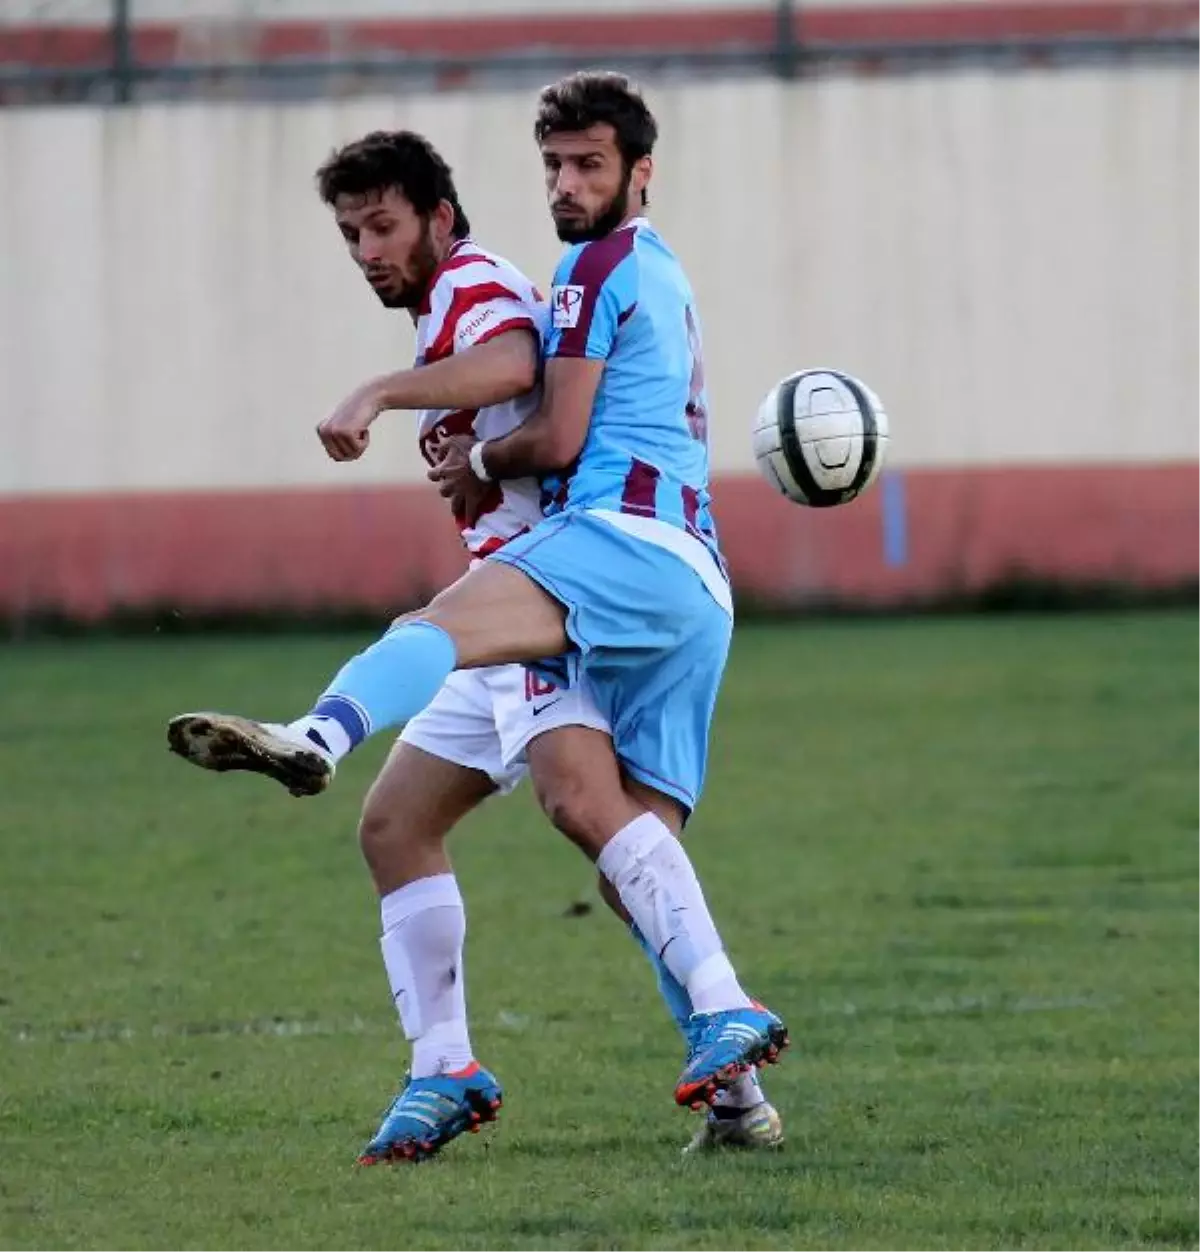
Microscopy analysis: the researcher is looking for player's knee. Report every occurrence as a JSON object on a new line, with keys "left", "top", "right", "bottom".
{"left": 358, "top": 778, "right": 432, "bottom": 876}
{"left": 533, "top": 769, "right": 584, "bottom": 839}
{"left": 390, "top": 606, "right": 430, "bottom": 629}
{"left": 534, "top": 770, "right": 609, "bottom": 859}
{"left": 357, "top": 788, "right": 399, "bottom": 874}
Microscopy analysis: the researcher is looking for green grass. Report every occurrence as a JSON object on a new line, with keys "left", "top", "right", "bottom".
{"left": 0, "top": 610, "right": 1196, "bottom": 1250}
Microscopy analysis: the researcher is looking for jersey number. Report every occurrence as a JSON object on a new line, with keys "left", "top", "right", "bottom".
{"left": 684, "top": 306, "right": 708, "bottom": 444}
{"left": 421, "top": 410, "right": 503, "bottom": 527}
{"left": 524, "top": 670, "right": 558, "bottom": 702}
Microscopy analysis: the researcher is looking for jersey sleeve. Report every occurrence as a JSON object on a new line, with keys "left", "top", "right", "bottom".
{"left": 546, "top": 234, "right": 639, "bottom": 361}
{"left": 423, "top": 268, "right": 539, "bottom": 364}
{"left": 453, "top": 291, "right": 538, "bottom": 354}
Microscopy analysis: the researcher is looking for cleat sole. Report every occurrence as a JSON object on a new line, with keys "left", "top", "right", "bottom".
{"left": 167, "top": 713, "right": 330, "bottom": 797}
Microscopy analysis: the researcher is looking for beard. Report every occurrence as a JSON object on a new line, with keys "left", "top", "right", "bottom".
{"left": 552, "top": 167, "right": 633, "bottom": 243}
{"left": 370, "top": 224, "right": 440, "bottom": 309}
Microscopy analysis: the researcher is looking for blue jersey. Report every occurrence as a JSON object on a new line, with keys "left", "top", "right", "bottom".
{"left": 543, "top": 218, "right": 720, "bottom": 561}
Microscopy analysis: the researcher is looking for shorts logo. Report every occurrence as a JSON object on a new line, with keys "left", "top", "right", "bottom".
{"left": 525, "top": 669, "right": 561, "bottom": 715}
{"left": 551, "top": 285, "right": 585, "bottom": 329}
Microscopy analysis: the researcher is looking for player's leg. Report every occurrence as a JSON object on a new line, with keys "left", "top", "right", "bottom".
{"left": 167, "top": 546, "right": 570, "bottom": 794}
{"left": 487, "top": 669, "right": 699, "bottom": 1040}
{"left": 531, "top": 728, "right": 784, "bottom": 1140}
{"left": 490, "top": 516, "right": 789, "bottom": 1108}
{"left": 362, "top": 741, "right": 491, "bottom": 1080}
{"left": 356, "top": 674, "right": 514, "bottom": 1164}
{"left": 526, "top": 726, "right": 781, "bottom": 1149}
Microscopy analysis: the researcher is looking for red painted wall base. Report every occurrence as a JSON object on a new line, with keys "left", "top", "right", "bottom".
{"left": 1, "top": 464, "right": 1194, "bottom": 620}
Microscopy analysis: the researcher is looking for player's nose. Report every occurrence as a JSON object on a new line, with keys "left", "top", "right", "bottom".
{"left": 357, "top": 236, "right": 386, "bottom": 264}
{"left": 552, "top": 166, "right": 583, "bottom": 197}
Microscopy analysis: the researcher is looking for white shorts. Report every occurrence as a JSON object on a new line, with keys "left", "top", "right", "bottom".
{"left": 397, "top": 663, "right": 610, "bottom": 795}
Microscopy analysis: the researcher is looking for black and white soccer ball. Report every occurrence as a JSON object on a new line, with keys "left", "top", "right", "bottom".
{"left": 752, "top": 368, "right": 889, "bottom": 507}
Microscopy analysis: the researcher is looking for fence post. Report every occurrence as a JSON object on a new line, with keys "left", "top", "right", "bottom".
{"left": 775, "top": 0, "right": 799, "bottom": 80}
{"left": 112, "top": 0, "right": 134, "bottom": 103}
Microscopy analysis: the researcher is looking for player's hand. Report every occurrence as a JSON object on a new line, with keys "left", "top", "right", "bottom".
{"left": 428, "top": 435, "right": 491, "bottom": 527}
{"left": 317, "top": 383, "right": 384, "bottom": 462}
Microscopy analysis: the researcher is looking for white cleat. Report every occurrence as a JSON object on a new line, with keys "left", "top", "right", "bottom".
{"left": 166, "top": 712, "right": 334, "bottom": 797}
{"left": 682, "top": 1102, "right": 784, "bottom": 1155}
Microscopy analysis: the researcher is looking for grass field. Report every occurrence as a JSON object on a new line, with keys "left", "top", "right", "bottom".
{"left": 1, "top": 609, "right": 1196, "bottom": 1251}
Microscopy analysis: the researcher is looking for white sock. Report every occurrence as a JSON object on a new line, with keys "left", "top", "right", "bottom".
{"left": 379, "top": 874, "right": 474, "bottom": 1078}
{"left": 286, "top": 714, "right": 350, "bottom": 763}
{"left": 714, "top": 1070, "right": 767, "bottom": 1112}
{"left": 596, "top": 813, "right": 751, "bottom": 1015}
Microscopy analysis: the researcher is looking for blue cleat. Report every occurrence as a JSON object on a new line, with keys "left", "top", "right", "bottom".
{"left": 675, "top": 1005, "right": 789, "bottom": 1109}
{"left": 357, "top": 1063, "right": 503, "bottom": 1165}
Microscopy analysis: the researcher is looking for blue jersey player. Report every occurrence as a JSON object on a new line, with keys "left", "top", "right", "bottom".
{"left": 168, "top": 71, "right": 788, "bottom": 1162}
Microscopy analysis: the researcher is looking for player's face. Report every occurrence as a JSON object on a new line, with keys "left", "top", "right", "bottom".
{"left": 540, "top": 125, "right": 651, "bottom": 243}
{"left": 333, "top": 187, "right": 442, "bottom": 309}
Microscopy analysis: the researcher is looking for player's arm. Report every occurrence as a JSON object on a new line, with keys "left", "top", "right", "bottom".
{"left": 474, "top": 356, "right": 602, "bottom": 476}
{"left": 374, "top": 329, "right": 539, "bottom": 412}
{"left": 461, "top": 246, "right": 637, "bottom": 479}
{"left": 317, "top": 329, "right": 537, "bottom": 462}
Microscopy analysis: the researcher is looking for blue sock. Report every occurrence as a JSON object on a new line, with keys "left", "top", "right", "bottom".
{"left": 309, "top": 621, "right": 457, "bottom": 751}
{"left": 630, "top": 922, "right": 693, "bottom": 1038}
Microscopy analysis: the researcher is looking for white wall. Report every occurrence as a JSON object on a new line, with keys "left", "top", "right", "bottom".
{"left": 0, "top": 63, "right": 1195, "bottom": 496}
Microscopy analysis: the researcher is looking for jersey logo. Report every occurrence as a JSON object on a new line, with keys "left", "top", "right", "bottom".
{"left": 551, "top": 285, "right": 584, "bottom": 329}
{"left": 458, "top": 304, "right": 498, "bottom": 343}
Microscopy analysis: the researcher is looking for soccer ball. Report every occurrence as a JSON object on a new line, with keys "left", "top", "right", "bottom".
{"left": 753, "top": 368, "right": 889, "bottom": 507}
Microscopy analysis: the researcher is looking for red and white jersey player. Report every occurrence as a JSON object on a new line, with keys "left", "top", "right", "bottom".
{"left": 398, "top": 237, "right": 608, "bottom": 794}
{"left": 414, "top": 238, "right": 548, "bottom": 561}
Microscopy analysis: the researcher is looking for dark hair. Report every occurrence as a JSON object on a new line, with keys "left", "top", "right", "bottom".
{"left": 534, "top": 70, "right": 658, "bottom": 166}
{"left": 315, "top": 130, "right": 470, "bottom": 239}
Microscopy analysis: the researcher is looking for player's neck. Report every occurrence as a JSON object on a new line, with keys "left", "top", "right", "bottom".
{"left": 411, "top": 237, "right": 471, "bottom": 323}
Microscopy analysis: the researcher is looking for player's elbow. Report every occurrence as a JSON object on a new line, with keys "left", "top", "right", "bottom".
{"left": 495, "top": 332, "right": 538, "bottom": 397}
{"left": 504, "top": 351, "right": 537, "bottom": 398}
{"left": 537, "top": 427, "right": 585, "bottom": 472}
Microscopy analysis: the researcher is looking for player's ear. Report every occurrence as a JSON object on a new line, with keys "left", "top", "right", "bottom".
{"left": 631, "top": 155, "right": 652, "bottom": 205}
{"left": 431, "top": 198, "right": 457, "bottom": 247}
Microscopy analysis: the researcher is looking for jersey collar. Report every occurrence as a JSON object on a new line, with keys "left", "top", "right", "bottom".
{"left": 417, "top": 237, "right": 477, "bottom": 316}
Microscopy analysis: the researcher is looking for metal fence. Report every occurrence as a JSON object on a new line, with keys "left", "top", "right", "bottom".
{"left": 1, "top": 0, "right": 1196, "bottom": 105}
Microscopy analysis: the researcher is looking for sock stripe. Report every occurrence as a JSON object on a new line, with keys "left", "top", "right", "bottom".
{"left": 312, "top": 693, "right": 372, "bottom": 745}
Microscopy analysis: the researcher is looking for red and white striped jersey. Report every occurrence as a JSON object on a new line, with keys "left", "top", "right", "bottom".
{"left": 415, "top": 238, "right": 548, "bottom": 561}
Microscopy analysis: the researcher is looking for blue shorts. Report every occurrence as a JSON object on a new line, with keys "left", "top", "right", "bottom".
{"left": 489, "top": 511, "right": 732, "bottom": 813}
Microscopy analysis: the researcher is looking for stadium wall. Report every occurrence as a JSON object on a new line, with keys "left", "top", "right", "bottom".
{"left": 3, "top": 0, "right": 1195, "bottom": 64}
{"left": 0, "top": 64, "right": 1196, "bottom": 619}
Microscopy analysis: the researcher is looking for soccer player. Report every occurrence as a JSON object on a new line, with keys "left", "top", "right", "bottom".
{"left": 169, "top": 73, "right": 788, "bottom": 1159}
{"left": 311, "top": 128, "right": 780, "bottom": 1161}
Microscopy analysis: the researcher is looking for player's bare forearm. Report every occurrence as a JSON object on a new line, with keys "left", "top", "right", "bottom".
{"left": 481, "top": 356, "right": 603, "bottom": 477}
{"left": 375, "top": 329, "right": 539, "bottom": 412}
